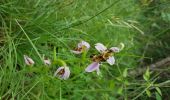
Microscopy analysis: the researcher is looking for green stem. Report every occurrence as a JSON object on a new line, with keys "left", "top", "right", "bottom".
{"left": 54, "top": 59, "right": 67, "bottom": 67}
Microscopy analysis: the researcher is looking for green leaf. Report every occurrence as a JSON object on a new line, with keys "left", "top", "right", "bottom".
{"left": 53, "top": 46, "right": 57, "bottom": 61}
{"left": 143, "top": 67, "right": 150, "bottom": 81}
{"left": 146, "top": 90, "right": 151, "bottom": 97}
{"left": 156, "top": 87, "right": 162, "bottom": 96}
{"left": 155, "top": 92, "right": 162, "bottom": 100}
{"left": 109, "top": 80, "right": 115, "bottom": 89}
{"left": 117, "top": 86, "right": 123, "bottom": 95}
{"left": 123, "top": 68, "right": 128, "bottom": 78}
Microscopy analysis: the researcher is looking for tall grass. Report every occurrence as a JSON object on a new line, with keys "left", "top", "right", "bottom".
{"left": 0, "top": 0, "right": 170, "bottom": 99}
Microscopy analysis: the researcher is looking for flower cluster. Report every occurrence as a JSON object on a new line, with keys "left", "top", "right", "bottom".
{"left": 24, "top": 41, "right": 121, "bottom": 80}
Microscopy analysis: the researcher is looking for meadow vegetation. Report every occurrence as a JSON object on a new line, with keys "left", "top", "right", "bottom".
{"left": 0, "top": 0, "right": 170, "bottom": 99}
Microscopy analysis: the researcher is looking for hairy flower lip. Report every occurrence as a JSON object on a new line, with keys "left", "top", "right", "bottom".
{"left": 24, "top": 55, "right": 34, "bottom": 66}
{"left": 54, "top": 66, "right": 70, "bottom": 80}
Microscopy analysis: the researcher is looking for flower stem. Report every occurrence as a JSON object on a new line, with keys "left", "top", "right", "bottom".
{"left": 54, "top": 59, "right": 67, "bottom": 66}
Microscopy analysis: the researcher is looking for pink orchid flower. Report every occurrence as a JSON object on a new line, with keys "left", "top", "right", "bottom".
{"left": 85, "top": 43, "right": 120, "bottom": 74}
{"left": 24, "top": 55, "right": 35, "bottom": 66}
{"left": 71, "top": 41, "right": 90, "bottom": 54}
{"left": 54, "top": 66, "right": 70, "bottom": 80}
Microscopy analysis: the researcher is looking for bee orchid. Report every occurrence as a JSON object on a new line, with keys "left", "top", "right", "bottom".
{"left": 44, "top": 59, "right": 51, "bottom": 66}
{"left": 71, "top": 41, "right": 90, "bottom": 54}
{"left": 95, "top": 43, "right": 119, "bottom": 65}
{"left": 85, "top": 43, "right": 120, "bottom": 74}
{"left": 24, "top": 55, "right": 35, "bottom": 66}
{"left": 54, "top": 66, "right": 70, "bottom": 80}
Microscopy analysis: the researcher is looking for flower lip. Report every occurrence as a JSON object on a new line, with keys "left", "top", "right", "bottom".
{"left": 54, "top": 66, "right": 70, "bottom": 80}
{"left": 24, "top": 55, "right": 34, "bottom": 66}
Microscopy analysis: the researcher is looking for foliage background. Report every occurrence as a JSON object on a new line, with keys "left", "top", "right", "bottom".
{"left": 0, "top": 0, "right": 170, "bottom": 99}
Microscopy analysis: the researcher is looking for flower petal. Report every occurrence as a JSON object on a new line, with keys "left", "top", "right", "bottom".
{"left": 78, "top": 41, "right": 90, "bottom": 49}
{"left": 44, "top": 59, "right": 51, "bottom": 66}
{"left": 110, "top": 47, "right": 120, "bottom": 53}
{"left": 85, "top": 62, "right": 100, "bottom": 72}
{"left": 106, "top": 56, "right": 115, "bottom": 65}
{"left": 24, "top": 55, "right": 34, "bottom": 66}
{"left": 62, "top": 67, "right": 70, "bottom": 80}
{"left": 95, "top": 43, "right": 107, "bottom": 53}
{"left": 70, "top": 50, "right": 82, "bottom": 54}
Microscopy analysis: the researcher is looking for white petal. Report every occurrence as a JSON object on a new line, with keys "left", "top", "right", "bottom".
{"left": 63, "top": 67, "right": 70, "bottom": 80}
{"left": 70, "top": 50, "right": 82, "bottom": 54}
{"left": 44, "top": 59, "right": 51, "bottom": 66}
{"left": 95, "top": 43, "right": 107, "bottom": 53}
{"left": 110, "top": 47, "right": 120, "bottom": 53}
{"left": 78, "top": 41, "right": 90, "bottom": 49}
{"left": 24, "top": 55, "right": 34, "bottom": 66}
{"left": 85, "top": 62, "right": 100, "bottom": 72}
{"left": 106, "top": 56, "right": 115, "bottom": 65}
{"left": 82, "top": 41, "right": 90, "bottom": 49}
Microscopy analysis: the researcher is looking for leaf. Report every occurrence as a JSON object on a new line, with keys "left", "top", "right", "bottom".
{"left": 155, "top": 92, "right": 162, "bottom": 100}
{"left": 143, "top": 67, "right": 150, "bottom": 81}
{"left": 156, "top": 87, "right": 162, "bottom": 96}
{"left": 117, "top": 86, "right": 123, "bottom": 95}
{"left": 146, "top": 90, "right": 151, "bottom": 97}
{"left": 123, "top": 68, "right": 128, "bottom": 78}
{"left": 109, "top": 80, "right": 115, "bottom": 89}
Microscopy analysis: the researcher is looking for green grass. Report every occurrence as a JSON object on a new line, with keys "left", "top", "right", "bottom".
{"left": 0, "top": 0, "right": 170, "bottom": 99}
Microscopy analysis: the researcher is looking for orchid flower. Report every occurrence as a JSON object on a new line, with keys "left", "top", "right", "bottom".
{"left": 44, "top": 58, "right": 51, "bottom": 66}
{"left": 85, "top": 43, "right": 120, "bottom": 74}
{"left": 24, "top": 55, "right": 34, "bottom": 66}
{"left": 95, "top": 43, "right": 120, "bottom": 65}
{"left": 54, "top": 66, "right": 70, "bottom": 80}
{"left": 71, "top": 41, "right": 90, "bottom": 54}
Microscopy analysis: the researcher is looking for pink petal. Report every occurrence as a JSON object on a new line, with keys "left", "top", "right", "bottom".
{"left": 106, "top": 56, "right": 115, "bottom": 65}
{"left": 95, "top": 43, "right": 107, "bottom": 53}
{"left": 24, "top": 55, "right": 34, "bottom": 66}
{"left": 70, "top": 50, "right": 82, "bottom": 54}
{"left": 85, "top": 62, "right": 100, "bottom": 72}
{"left": 78, "top": 41, "right": 90, "bottom": 49}
{"left": 110, "top": 47, "right": 120, "bottom": 53}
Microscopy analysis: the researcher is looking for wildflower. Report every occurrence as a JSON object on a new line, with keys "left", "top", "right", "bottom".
{"left": 85, "top": 43, "right": 120, "bottom": 74}
{"left": 24, "top": 55, "right": 34, "bottom": 66}
{"left": 54, "top": 66, "right": 70, "bottom": 80}
{"left": 44, "top": 58, "right": 51, "bottom": 66}
{"left": 95, "top": 43, "right": 119, "bottom": 65}
{"left": 71, "top": 41, "right": 90, "bottom": 54}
